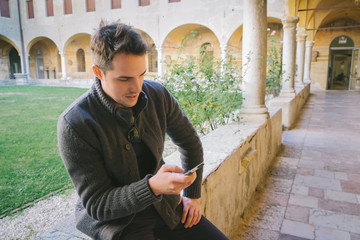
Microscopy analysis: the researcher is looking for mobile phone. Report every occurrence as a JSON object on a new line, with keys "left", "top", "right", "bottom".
{"left": 183, "top": 162, "right": 204, "bottom": 176}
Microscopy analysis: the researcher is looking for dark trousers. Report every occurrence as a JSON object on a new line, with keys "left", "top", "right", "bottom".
{"left": 120, "top": 205, "right": 229, "bottom": 240}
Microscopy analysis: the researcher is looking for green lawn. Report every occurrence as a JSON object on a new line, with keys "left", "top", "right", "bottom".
{"left": 0, "top": 85, "right": 88, "bottom": 216}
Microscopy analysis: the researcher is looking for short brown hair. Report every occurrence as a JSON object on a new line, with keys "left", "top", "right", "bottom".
{"left": 91, "top": 20, "right": 148, "bottom": 73}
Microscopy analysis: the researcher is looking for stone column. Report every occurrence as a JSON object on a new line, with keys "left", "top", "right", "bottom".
{"left": 303, "top": 40, "right": 314, "bottom": 83}
{"left": 156, "top": 47, "right": 163, "bottom": 77}
{"left": 295, "top": 29, "right": 307, "bottom": 87}
{"left": 279, "top": 16, "right": 299, "bottom": 98}
{"left": 220, "top": 43, "right": 227, "bottom": 73}
{"left": 239, "top": 0, "right": 269, "bottom": 122}
{"left": 59, "top": 51, "right": 67, "bottom": 79}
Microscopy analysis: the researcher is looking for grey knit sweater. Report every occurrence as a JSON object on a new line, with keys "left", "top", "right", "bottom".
{"left": 57, "top": 78, "right": 203, "bottom": 240}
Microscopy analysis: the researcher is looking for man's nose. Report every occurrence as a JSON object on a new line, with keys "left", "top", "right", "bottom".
{"left": 130, "top": 77, "right": 142, "bottom": 92}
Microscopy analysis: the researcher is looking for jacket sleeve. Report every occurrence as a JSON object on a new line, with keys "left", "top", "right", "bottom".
{"left": 162, "top": 86, "right": 204, "bottom": 199}
{"left": 57, "top": 115, "right": 161, "bottom": 222}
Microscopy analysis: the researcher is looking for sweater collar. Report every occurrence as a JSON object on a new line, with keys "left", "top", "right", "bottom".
{"left": 91, "top": 77, "right": 148, "bottom": 128}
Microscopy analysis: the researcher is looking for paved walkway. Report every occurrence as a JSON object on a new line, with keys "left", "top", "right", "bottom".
{"left": 233, "top": 90, "right": 360, "bottom": 240}
{"left": 35, "top": 89, "right": 360, "bottom": 240}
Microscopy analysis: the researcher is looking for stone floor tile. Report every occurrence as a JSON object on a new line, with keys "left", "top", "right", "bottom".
{"left": 315, "top": 227, "right": 351, "bottom": 240}
{"left": 308, "top": 187, "right": 324, "bottom": 199}
{"left": 335, "top": 172, "right": 348, "bottom": 181}
{"left": 310, "top": 209, "right": 360, "bottom": 234}
{"left": 357, "top": 195, "right": 360, "bottom": 204}
{"left": 280, "top": 219, "right": 315, "bottom": 239}
{"left": 233, "top": 225, "right": 279, "bottom": 240}
{"left": 314, "top": 170, "right": 335, "bottom": 179}
{"left": 289, "top": 194, "right": 318, "bottom": 208}
{"left": 279, "top": 144, "right": 303, "bottom": 158}
{"left": 285, "top": 205, "right": 310, "bottom": 223}
{"left": 294, "top": 175, "right": 342, "bottom": 191}
{"left": 298, "top": 159, "right": 324, "bottom": 170}
{"left": 324, "top": 189, "right": 358, "bottom": 204}
{"left": 318, "top": 199, "right": 360, "bottom": 216}
{"left": 350, "top": 232, "right": 360, "bottom": 240}
{"left": 279, "top": 233, "right": 311, "bottom": 240}
{"left": 341, "top": 180, "right": 360, "bottom": 194}
{"left": 291, "top": 184, "right": 309, "bottom": 196}
{"left": 349, "top": 174, "right": 360, "bottom": 183}
{"left": 297, "top": 168, "right": 315, "bottom": 176}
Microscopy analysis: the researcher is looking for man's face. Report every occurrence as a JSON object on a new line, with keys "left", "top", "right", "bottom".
{"left": 98, "top": 53, "right": 146, "bottom": 108}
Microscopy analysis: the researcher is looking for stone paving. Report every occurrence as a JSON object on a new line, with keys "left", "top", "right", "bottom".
{"left": 34, "top": 89, "right": 360, "bottom": 240}
{"left": 233, "top": 89, "right": 360, "bottom": 240}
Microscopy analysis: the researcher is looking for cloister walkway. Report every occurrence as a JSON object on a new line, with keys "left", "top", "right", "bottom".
{"left": 233, "top": 89, "right": 360, "bottom": 240}
{"left": 34, "top": 89, "right": 360, "bottom": 240}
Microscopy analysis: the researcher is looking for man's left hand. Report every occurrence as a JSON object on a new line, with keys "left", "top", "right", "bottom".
{"left": 181, "top": 197, "right": 202, "bottom": 228}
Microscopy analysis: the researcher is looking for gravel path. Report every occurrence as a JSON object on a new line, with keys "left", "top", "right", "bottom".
{"left": 0, "top": 190, "right": 78, "bottom": 240}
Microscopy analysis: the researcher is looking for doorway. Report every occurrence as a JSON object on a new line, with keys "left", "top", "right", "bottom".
{"left": 9, "top": 47, "right": 22, "bottom": 79}
{"left": 327, "top": 35, "right": 359, "bottom": 90}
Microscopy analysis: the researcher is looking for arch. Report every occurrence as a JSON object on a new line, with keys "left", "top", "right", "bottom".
{"left": 27, "top": 37, "right": 60, "bottom": 79}
{"left": 0, "top": 35, "right": 21, "bottom": 53}
{"left": 136, "top": 29, "right": 158, "bottom": 73}
{"left": 27, "top": 36, "right": 60, "bottom": 54}
{"left": 330, "top": 35, "right": 354, "bottom": 48}
{"left": 160, "top": 23, "right": 220, "bottom": 48}
{"left": 63, "top": 33, "right": 91, "bottom": 79}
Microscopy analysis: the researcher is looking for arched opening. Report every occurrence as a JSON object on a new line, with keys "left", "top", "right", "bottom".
{"left": 76, "top": 48, "right": 85, "bottom": 72}
{"left": 200, "top": 42, "right": 214, "bottom": 63}
{"left": 9, "top": 47, "right": 22, "bottom": 79}
{"left": 327, "top": 35, "right": 356, "bottom": 90}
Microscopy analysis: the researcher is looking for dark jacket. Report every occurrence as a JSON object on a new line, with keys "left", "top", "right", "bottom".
{"left": 57, "top": 78, "right": 203, "bottom": 240}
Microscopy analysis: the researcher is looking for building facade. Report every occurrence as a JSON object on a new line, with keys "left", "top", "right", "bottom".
{"left": 0, "top": 0, "right": 359, "bottom": 90}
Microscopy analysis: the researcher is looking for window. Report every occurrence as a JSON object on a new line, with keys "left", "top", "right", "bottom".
{"left": 111, "top": 0, "right": 121, "bottom": 9}
{"left": 139, "top": 0, "right": 150, "bottom": 7}
{"left": 77, "top": 49, "right": 86, "bottom": 72}
{"left": 46, "top": 0, "right": 54, "bottom": 16}
{"left": 169, "top": 0, "right": 180, "bottom": 2}
{"left": 0, "top": 0, "right": 10, "bottom": 17}
{"left": 64, "top": 0, "right": 72, "bottom": 14}
{"left": 86, "top": 0, "right": 95, "bottom": 12}
{"left": 27, "top": 0, "right": 34, "bottom": 18}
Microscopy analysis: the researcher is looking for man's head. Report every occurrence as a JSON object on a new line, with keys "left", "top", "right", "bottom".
{"left": 91, "top": 21, "right": 148, "bottom": 109}
{"left": 91, "top": 20, "right": 148, "bottom": 74}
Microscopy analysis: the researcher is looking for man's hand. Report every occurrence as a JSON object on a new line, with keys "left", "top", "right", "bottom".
{"left": 181, "top": 197, "right": 201, "bottom": 228}
{"left": 149, "top": 164, "right": 196, "bottom": 196}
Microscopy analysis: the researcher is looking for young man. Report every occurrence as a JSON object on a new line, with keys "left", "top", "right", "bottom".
{"left": 57, "top": 21, "right": 229, "bottom": 240}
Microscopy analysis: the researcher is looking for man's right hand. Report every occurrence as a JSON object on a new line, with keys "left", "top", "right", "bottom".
{"left": 148, "top": 164, "right": 196, "bottom": 196}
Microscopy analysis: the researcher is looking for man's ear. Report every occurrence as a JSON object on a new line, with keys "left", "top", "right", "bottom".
{"left": 92, "top": 64, "right": 103, "bottom": 80}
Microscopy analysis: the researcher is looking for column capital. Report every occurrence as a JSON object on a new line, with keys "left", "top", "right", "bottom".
{"left": 305, "top": 40, "right": 314, "bottom": 48}
{"left": 155, "top": 47, "right": 163, "bottom": 51}
{"left": 220, "top": 44, "right": 228, "bottom": 49}
{"left": 282, "top": 16, "right": 299, "bottom": 29}
{"left": 59, "top": 51, "right": 66, "bottom": 55}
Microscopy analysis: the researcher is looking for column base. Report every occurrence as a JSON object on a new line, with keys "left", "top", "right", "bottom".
{"left": 239, "top": 107, "right": 269, "bottom": 123}
{"left": 295, "top": 82, "right": 305, "bottom": 88}
{"left": 279, "top": 89, "right": 296, "bottom": 98}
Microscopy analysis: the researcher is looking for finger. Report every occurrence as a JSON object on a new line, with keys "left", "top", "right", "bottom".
{"left": 181, "top": 205, "right": 189, "bottom": 224}
{"left": 194, "top": 212, "right": 202, "bottom": 225}
{"left": 185, "top": 208, "right": 195, "bottom": 228}
{"left": 162, "top": 164, "right": 184, "bottom": 173}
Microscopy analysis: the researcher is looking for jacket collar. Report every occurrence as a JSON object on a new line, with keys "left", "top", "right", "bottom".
{"left": 91, "top": 77, "right": 148, "bottom": 128}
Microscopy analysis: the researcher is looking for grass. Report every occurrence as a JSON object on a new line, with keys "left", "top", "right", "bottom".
{"left": 0, "top": 85, "right": 88, "bottom": 216}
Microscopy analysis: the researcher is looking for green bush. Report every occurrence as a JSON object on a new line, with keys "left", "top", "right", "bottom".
{"left": 159, "top": 46, "right": 243, "bottom": 135}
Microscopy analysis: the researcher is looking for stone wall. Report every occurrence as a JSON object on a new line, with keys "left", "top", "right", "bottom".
{"left": 268, "top": 83, "right": 310, "bottom": 129}
{"left": 166, "top": 108, "right": 283, "bottom": 238}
